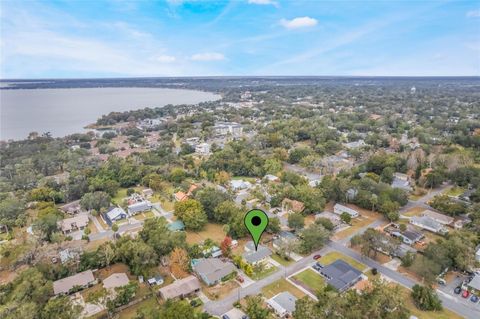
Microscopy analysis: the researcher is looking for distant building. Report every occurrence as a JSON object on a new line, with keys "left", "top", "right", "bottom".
{"left": 282, "top": 198, "right": 305, "bottom": 214}
{"left": 266, "top": 292, "right": 297, "bottom": 318}
{"left": 391, "top": 172, "right": 413, "bottom": 192}
{"left": 142, "top": 188, "right": 154, "bottom": 198}
{"left": 319, "top": 259, "right": 362, "bottom": 292}
{"left": 230, "top": 179, "right": 252, "bottom": 191}
{"left": 421, "top": 209, "right": 454, "bottom": 226}
{"left": 58, "top": 214, "right": 89, "bottom": 234}
{"left": 53, "top": 270, "right": 96, "bottom": 295}
{"left": 104, "top": 206, "right": 128, "bottom": 225}
{"left": 191, "top": 258, "right": 236, "bottom": 286}
{"left": 391, "top": 230, "right": 424, "bottom": 245}
{"left": 159, "top": 276, "right": 201, "bottom": 300}
{"left": 127, "top": 200, "right": 152, "bottom": 215}
{"left": 410, "top": 216, "right": 447, "bottom": 234}
{"left": 214, "top": 122, "right": 243, "bottom": 137}
{"left": 60, "top": 200, "right": 83, "bottom": 215}
{"left": 333, "top": 204, "right": 359, "bottom": 218}
{"left": 344, "top": 139, "right": 366, "bottom": 149}
{"left": 195, "top": 142, "right": 211, "bottom": 155}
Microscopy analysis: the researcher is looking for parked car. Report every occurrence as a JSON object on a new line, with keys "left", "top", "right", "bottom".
{"left": 237, "top": 276, "right": 244, "bottom": 283}
{"left": 222, "top": 315, "right": 230, "bottom": 319}
{"left": 313, "top": 254, "right": 321, "bottom": 260}
{"left": 470, "top": 295, "right": 479, "bottom": 303}
{"left": 462, "top": 290, "right": 470, "bottom": 298}
{"left": 454, "top": 286, "right": 462, "bottom": 294}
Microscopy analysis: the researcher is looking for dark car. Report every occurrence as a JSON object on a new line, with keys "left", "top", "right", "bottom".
{"left": 222, "top": 315, "right": 230, "bottom": 319}
{"left": 470, "top": 295, "right": 479, "bottom": 303}
{"left": 454, "top": 286, "right": 462, "bottom": 294}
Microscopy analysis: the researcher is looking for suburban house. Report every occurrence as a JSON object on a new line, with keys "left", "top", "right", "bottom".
{"left": 333, "top": 204, "right": 359, "bottom": 218}
{"left": 319, "top": 259, "right": 363, "bottom": 293}
{"left": 60, "top": 200, "right": 83, "bottom": 215}
{"left": 191, "top": 258, "right": 236, "bottom": 286}
{"left": 468, "top": 275, "right": 480, "bottom": 293}
{"left": 53, "top": 270, "right": 97, "bottom": 295}
{"left": 230, "top": 179, "right": 252, "bottom": 191}
{"left": 282, "top": 198, "right": 305, "bottom": 214}
{"left": 127, "top": 200, "right": 152, "bottom": 215}
{"left": 195, "top": 142, "right": 211, "bottom": 155}
{"left": 391, "top": 172, "right": 413, "bottom": 192}
{"left": 213, "top": 122, "right": 243, "bottom": 137}
{"left": 142, "top": 188, "right": 154, "bottom": 198}
{"left": 103, "top": 273, "right": 129, "bottom": 290}
{"left": 104, "top": 206, "right": 128, "bottom": 226}
{"left": 391, "top": 229, "right": 424, "bottom": 245}
{"left": 58, "top": 214, "right": 89, "bottom": 234}
{"left": 167, "top": 220, "right": 185, "bottom": 232}
{"left": 410, "top": 216, "right": 448, "bottom": 234}
{"left": 243, "top": 242, "right": 272, "bottom": 265}
{"left": 174, "top": 184, "right": 198, "bottom": 202}
{"left": 421, "top": 210, "right": 454, "bottom": 226}
{"left": 273, "top": 231, "right": 298, "bottom": 251}
{"left": 159, "top": 275, "right": 201, "bottom": 300}
{"left": 266, "top": 291, "right": 297, "bottom": 318}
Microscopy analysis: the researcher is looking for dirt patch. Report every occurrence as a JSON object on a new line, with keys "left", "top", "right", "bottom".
{"left": 202, "top": 280, "right": 240, "bottom": 300}
{"left": 402, "top": 207, "right": 425, "bottom": 217}
{"left": 96, "top": 263, "right": 131, "bottom": 280}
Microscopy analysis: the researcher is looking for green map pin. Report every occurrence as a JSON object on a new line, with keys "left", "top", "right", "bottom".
{"left": 244, "top": 209, "right": 269, "bottom": 251}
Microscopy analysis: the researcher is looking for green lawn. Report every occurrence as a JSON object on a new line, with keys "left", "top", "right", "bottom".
{"left": 399, "top": 286, "right": 463, "bottom": 319}
{"left": 291, "top": 268, "right": 325, "bottom": 294}
{"left": 112, "top": 188, "right": 128, "bottom": 205}
{"left": 262, "top": 278, "right": 306, "bottom": 299}
{"left": 318, "top": 252, "right": 367, "bottom": 272}
{"left": 271, "top": 253, "right": 294, "bottom": 266}
{"left": 445, "top": 186, "right": 465, "bottom": 197}
{"left": 117, "top": 296, "right": 159, "bottom": 319}
{"left": 252, "top": 265, "right": 278, "bottom": 280}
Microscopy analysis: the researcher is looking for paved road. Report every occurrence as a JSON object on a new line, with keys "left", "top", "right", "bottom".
{"left": 400, "top": 184, "right": 451, "bottom": 213}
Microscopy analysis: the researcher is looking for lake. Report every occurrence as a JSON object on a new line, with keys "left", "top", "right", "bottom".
{"left": 0, "top": 87, "right": 220, "bottom": 140}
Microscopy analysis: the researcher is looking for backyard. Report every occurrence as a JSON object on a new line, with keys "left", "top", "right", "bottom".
{"left": 185, "top": 223, "right": 227, "bottom": 245}
{"left": 251, "top": 265, "right": 278, "bottom": 280}
{"left": 291, "top": 268, "right": 325, "bottom": 294}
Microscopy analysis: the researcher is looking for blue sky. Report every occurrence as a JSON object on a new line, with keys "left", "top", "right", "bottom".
{"left": 1, "top": 0, "right": 479, "bottom": 78}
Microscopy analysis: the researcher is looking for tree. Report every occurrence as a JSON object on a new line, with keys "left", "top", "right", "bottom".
{"left": 220, "top": 236, "right": 233, "bottom": 257}
{"left": 245, "top": 295, "right": 271, "bottom": 319}
{"left": 174, "top": 199, "right": 207, "bottom": 231}
{"left": 214, "top": 171, "right": 231, "bottom": 185}
{"left": 41, "top": 296, "right": 81, "bottom": 319}
{"left": 115, "top": 238, "right": 158, "bottom": 275}
{"left": 214, "top": 201, "right": 240, "bottom": 224}
{"left": 80, "top": 191, "right": 111, "bottom": 211}
{"left": 155, "top": 300, "right": 198, "bottom": 319}
{"left": 299, "top": 223, "right": 330, "bottom": 254}
{"left": 170, "top": 247, "right": 190, "bottom": 278}
{"left": 194, "top": 187, "right": 230, "bottom": 221}
{"left": 140, "top": 217, "right": 186, "bottom": 257}
{"left": 266, "top": 217, "right": 281, "bottom": 234}
{"left": 288, "top": 212, "right": 305, "bottom": 231}
{"left": 411, "top": 284, "right": 443, "bottom": 311}
{"left": 340, "top": 212, "right": 351, "bottom": 224}
{"left": 315, "top": 217, "right": 334, "bottom": 231}
{"left": 33, "top": 205, "right": 63, "bottom": 242}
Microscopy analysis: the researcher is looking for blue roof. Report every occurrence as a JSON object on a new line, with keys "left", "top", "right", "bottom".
{"left": 168, "top": 220, "right": 185, "bottom": 231}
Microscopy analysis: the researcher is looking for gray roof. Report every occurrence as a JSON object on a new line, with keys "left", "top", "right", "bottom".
{"left": 411, "top": 215, "right": 443, "bottom": 231}
{"left": 320, "top": 260, "right": 362, "bottom": 292}
{"left": 127, "top": 201, "right": 151, "bottom": 214}
{"left": 53, "top": 270, "right": 95, "bottom": 295}
{"left": 243, "top": 245, "right": 272, "bottom": 264}
{"left": 106, "top": 206, "right": 127, "bottom": 221}
{"left": 192, "top": 258, "right": 235, "bottom": 284}
{"left": 468, "top": 275, "right": 480, "bottom": 291}
{"left": 159, "top": 275, "right": 200, "bottom": 299}
{"left": 268, "top": 291, "right": 297, "bottom": 314}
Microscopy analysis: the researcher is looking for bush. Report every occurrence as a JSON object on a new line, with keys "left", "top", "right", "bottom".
{"left": 411, "top": 284, "right": 442, "bottom": 311}
{"left": 371, "top": 268, "right": 378, "bottom": 275}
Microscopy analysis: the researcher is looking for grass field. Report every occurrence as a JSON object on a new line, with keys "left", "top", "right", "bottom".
{"left": 445, "top": 186, "right": 465, "bottom": 197}
{"left": 291, "top": 268, "right": 325, "bottom": 294}
{"left": 185, "top": 223, "right": 226, "bottom": 244}
{"left": 252, "top": 265, "right": 278, "bottom": 280}
{"left": 117, "top": 296, "right": 159, "bottom": 319}
{"left": 262, "top": 278, "right": 306, "bottom": 299}
{"left": 271, "top": 253, "right": 294, "bottom": 266}
{"left": 318, "top": 251, "right": 367, "bottom": 271}
{"left": 402, "top": 206, "right": 425, "bottom": 217}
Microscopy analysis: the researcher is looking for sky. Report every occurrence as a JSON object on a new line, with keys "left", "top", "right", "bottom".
{"left": 1, "top": 0, "right": 479, "bottom": 78}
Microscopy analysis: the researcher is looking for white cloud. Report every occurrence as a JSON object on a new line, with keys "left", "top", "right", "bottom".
{"left": 280, "top": 16, "right": 318, "bottom": 29}
{"left": 190, "top": 52, "right": 225, "bottom": 61}
{"left": 155, "top": 55, "right": 176, "bottom": 63}
{"left": 466, "top": 9, "right": 480, "bottom": 18}
{"left": 248, "top": 0, "right": 278, "bottom": 7}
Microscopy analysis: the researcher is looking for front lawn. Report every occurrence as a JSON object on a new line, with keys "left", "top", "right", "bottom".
{"left": 251, "top": 265, "right": 278, "bottom": 280}
{"left": 271, "top": 253, "right": 294, "bottom": 266}
{"left": 262, "top": 278, "right": 306, "bottom": 299}
{"left": 291, "top": 268, "right": 325, "bottom": 294}
{"left": 317, "top": 251, "right": 367, "bottom": 272}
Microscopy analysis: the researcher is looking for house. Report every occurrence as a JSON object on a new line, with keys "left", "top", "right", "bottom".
{"left": 202, "top": 246, "right": 222, "bottom": 258}
{"left": 221, "top": 308, "right": 248, "bottom": 319}
{"left": 468, "top": 275, "right": 480, "bottom": 293}
{"left": 103, "top": 273, "right": 129, "bottom": 290}
{"left": 142, "top": 188, "right": 154, "bottom": 198}
{"left": 410, "top": 216, "right": 448, "bottom": 234}
{"left": 60, "top": 200, "right": 83, "bottom": 215}
{"left": 273, "top": 231, "right": 298, "bottom": 250}
{"left": 391, "top": 172, "right": 413, "bottom": 192}
{"left": 191, "top": 258, "right": 236, "bottom": 286}
{"left": 315, "top": 211, "right": 343, "bottom": 230}
{"left": 174, "top": 184, "right": 198, "bottom": 202}
{"left": 266, "top": 292, "right": 297, "bottom": 318}
{"left": 159, "top": 275, "right": 201, "bottom": 300}
{"left": 214, "top": 122, "right": 243, "bottom": 137}
{"left": 454, "top": 215, "right": 472, "bottom": 229}
{"left": 147, "top": 275, "right": 164, "bottom": 286}
{"left": 168, "top": 220, "right": 185, "bottom": 232}
{"left": 230, "top": 179, "right": 252, "bottom": 191}
{"left": 393, "top": 243, "right": 417, "bottom": 258}
{"left": 344, "top": 139, "right": 366, "bottom": 149}
{"left": 421, "top": 210, "right": 454, "bottom": 226}
{"left": 282, "top": 198, "right": 305, "bottom": 214}
{"left": 264, "top": 174, "right": 280, "bottom": 183}
{"left": 391, "top": 230, "right": 424, "bottom": 245}
{"left": 104, "top": 206, "right": 128, "bottom": 225}
{"left": 127, "top": 200, "right": 152, "bottom": 215}
{"left": 195, "top": 142, "right": 211, "bottom": 155}
{"left": 319, "top": 259, "right": 363, "bottom": 292}
{"left": 243, "top": 242, "right": 272, "bottom": 265}
{"left": 53, "top": 270, "right": 96, "bottom": 295}
{"left": 333, "top": 204, "right": 359, "bottom": 218}
{"left": 58, "top": 214, "right": 89, "bottom": 234}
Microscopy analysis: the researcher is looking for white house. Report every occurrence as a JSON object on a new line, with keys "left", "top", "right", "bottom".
{"left": 410, "top": 216, "right": 448, "bottom": 234}
{"left": 266, "top": 292, "right": 297, "bottom": 318}
{"left": 333, "top": 204, "right": 359, "bottom": 218}
{"left": 476, "top": 247, "right": 480, "bottom": 262}
{"left": 195, "top": 142, "right": 211, "bottom": 155}
{"left": 230, "top": 179, "right": 252, "bottom": 191}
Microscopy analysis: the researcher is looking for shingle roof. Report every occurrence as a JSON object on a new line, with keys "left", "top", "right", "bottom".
{"left": 267, "top": 291, "right": 297, "bottom": 314}
{"left": 159, "top": 276, "right": 200, "bottom": 299}
{"left": 320, "top": 260, "right": 362, "bottom": 292}
{"left": 192, "top": 258, "right": 235, "bottom": 284}
{"left": 243, "top": 245, "right": 271, "bottom": 264}
{"left": 468, "top": 275, "right": 480, "bottom": 291}
{"left": 53, "top": 270, "right": 95, "bottom": 295}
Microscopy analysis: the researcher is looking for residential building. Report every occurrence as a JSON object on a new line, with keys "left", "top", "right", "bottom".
{"left": 468, "top": 275, "right": 480, "bottom": 293}
{"left": 53, "top": 270, "right": 96, "bottom": 295}
{"left": 142, "top": 188, "right": 154, "bottom": 198}
{"left": 127, "top": 200, "right": 152, "bottom": 215}
{"left": 104, "top": 206, "right": 128, "bottom": 225}
{"left": 103, "top": 273, "right": 129, "bottom": 290}
{"left": 195, "top": 142, "right": 211, "bottom": 155}
{"left": 213, "top": 122, "right": 243, "bottom": 137}
{"left": 410, "top": 216, "right": 448, "bottom": 234}
{"left": 391, "top": 172, "right": 413, "bottom": 192}
{"left": 174, "top": 184, "right": 198, "bottom": 201}
{"left": 266, "top": 291, "right": 297, "bottom": 318}
{"left": 202, "top": 246, "right": 222, "bottom": 258}
{"left": 159, "top": 276, "right": 201, "bottom": 300}
{"left": 147, "top": 275, "right": 164, "bottom": 286}
{"left": 243, "top": 242, "right": 272, "bottom": 265}
{"left": 191, "top": 258, "right": 236, "bottom": 286}
{"left": 391, "top": 230, "right": 424, "bottom": 245}
{"left": 230, "top": 179, "right": 252, "bottom": 191}
{"left": 333, "top": 204, "right": 359, "bottom": 218}
{"left": 60, "top": 200, "right": 83, "bottom": 215}
{"left": 282, "top": 198, "right": 305, "bottom": 214}
{"left": 421, "top": 210, "right": 454, "bottom": 226}
{"left": 58, "top": 214, "right": 89, "bottom": 234}
{"left": 59, "top": 249, "right": 78, "bottom": 264}
{"left": 344, "top": 139, "right": 366, "bottom": 149}
{"left": 315, "top": 211, "right": 343, "bottom": 230}
{"left": 319, "top": 259, "right": 363, "bottom": 292}
{"left": 273, "top": 231, "right": 298, "bottom": 251}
